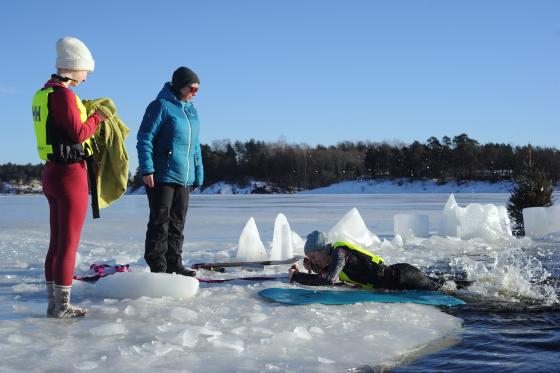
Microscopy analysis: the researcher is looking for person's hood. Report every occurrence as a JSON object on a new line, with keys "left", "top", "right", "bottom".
{"left": 156, "top": 82, "right": 182, "bottom": 105}
{"left": 156, "top": 82, "right": 194, "bottom": 110}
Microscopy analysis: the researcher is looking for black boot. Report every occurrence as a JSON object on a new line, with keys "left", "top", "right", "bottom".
{"left": 167, "top": 264, "right": 196, "bottom": 277}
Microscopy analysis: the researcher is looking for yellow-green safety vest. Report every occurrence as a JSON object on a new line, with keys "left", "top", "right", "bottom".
{"left": 333, "top": 241, "right": 384, "bottom": 288}
{"left": 31, "top": 87, "right": 94, "bottom": 161}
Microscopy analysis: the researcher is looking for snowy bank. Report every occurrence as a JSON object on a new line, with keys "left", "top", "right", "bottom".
{"left": 300, "top": 179, "right": 516, "bottom": 194}
{"left": 127, "top": 179, "right": 518, "bottom": 195}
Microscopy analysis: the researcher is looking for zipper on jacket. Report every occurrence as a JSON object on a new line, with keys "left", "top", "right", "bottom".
{"left": 166, "top": 148, "right": 172, "bottom": 169}
{"left": 182, "top": 107, "right": 192, "bottom": 184}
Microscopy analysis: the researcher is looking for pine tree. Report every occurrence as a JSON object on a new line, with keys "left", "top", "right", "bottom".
{"left": 507, "top": 147, "right": 554, "bottom": 236}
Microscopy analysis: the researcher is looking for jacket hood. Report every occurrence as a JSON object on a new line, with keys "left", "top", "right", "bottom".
{"left": 156, "top": 82, "right": 181, "bottom": 105}
{"left": 157, "top": 82, "right": 195, "bottom": 110}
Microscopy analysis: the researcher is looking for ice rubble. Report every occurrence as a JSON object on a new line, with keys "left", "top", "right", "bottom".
{"left": 438, "top": 193, "right": 512, "bottom": 242}
{"left": 523, "top": 205, "right": 560, "bottom": 239}
{"left": 235, "top": 193, "right": 517, "bottom": 264}
{"left": 236, "top": 208, "right": 381, "bottom": 262}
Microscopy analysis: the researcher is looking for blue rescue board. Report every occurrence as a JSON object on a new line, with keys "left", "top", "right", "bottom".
{"left": 258, "top": 287, "right": 465, "bottom": 307}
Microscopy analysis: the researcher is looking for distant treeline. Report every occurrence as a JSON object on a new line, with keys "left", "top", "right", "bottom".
{"left": 3, "top": 134, "right": 559, "bottom": 191}
{"left": 0, "top": 163, "right": 44, "bottom": 185}
{"left": 130, "top": 133, "right": 560, "bottom": 191}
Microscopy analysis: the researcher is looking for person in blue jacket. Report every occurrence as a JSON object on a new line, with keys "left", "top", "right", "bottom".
{"left": 137, "top": 66, "right": 203, "bottom": 276}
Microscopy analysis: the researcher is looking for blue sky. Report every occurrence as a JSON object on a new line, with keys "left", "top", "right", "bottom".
{"left": 0, "top": 0, "right": 558, "bottom": 171}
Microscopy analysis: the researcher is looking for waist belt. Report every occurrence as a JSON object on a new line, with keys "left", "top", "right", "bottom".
{"left": 47, "top": 143, "right": 86, "bottom": 164}
{"left": 47, "top": 142, "right": 101, "bottom": 219}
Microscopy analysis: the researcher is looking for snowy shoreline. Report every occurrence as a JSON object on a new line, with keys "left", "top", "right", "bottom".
{"left": 6, "top": 178, "right": 560, "bottom": 196}
{"left": 129, "top": 179, "right": 520, "bottom": 196}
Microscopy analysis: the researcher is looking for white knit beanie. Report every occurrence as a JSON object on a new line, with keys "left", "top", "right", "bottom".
{"left": 55, "top": 36, "right": 95, "bottom": 72}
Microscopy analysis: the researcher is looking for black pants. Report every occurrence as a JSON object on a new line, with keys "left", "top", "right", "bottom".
{"left": 380, "top": 263, "right": 439, "bottom": 291}
{"left": 144, "top": 183, "right": 189, "bottom": 273}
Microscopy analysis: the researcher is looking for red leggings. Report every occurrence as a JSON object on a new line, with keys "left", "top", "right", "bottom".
{"left": 43, "top": 161, "right": 89, "bottom": 286}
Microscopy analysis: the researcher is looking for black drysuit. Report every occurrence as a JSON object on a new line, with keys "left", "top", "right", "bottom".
{"left": 291, "top": 245, "right": 439, "bottom": 291}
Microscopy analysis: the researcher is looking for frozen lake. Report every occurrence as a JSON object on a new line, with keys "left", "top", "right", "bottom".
{"left": 0, "top": 194, "right": 558, "bottom": 372}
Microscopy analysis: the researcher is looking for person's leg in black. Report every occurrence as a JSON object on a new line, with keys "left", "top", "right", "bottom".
{"left": 145, "top": 183, "right": 175, "bottom": 272}
{"left": 383, "top": 263, "right": 440, "bottom": 290}
{"left": 166, "top": 185, "right": 195, "bottom": 276}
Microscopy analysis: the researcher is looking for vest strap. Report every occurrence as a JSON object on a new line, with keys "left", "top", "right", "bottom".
{"left": 85, "top": 155, "right": 100, "bottom": 219}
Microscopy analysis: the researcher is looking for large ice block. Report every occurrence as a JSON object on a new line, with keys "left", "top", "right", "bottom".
{"left": 94, "top": 272, "right": 198, "bottom": 299}
{"left": 291, "top": 231, "right": 305, "bottom": 256}
{"left": 523, "top": 205, "right": 560, "bottom": 238}
{"left": 438, "top": 193, "right": 512, "bottom": 242}
{"left": 394, "top": 214, "right": 429, "bottom": 241}
{"left": 328, "top": 208, "right": 380, "bottom": 248}
{"left": 270, "top": 213, "right": 294, "bottom": 260}
{"left": 236, "top": 217, "right": 268, "bottom": 260}
{"left": 439, "top": 194, "right": 459, "bottom": 237}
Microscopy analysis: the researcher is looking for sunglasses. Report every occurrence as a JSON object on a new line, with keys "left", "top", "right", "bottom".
{"left": 189, "top": 86, "right": 199, "bottom": 94}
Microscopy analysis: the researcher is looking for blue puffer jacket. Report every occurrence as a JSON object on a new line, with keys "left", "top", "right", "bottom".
{"left": 137, "top": 83, "right": 203, "bottom": 186}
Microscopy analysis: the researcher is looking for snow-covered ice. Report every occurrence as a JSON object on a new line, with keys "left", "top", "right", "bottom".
{"left": 0, "top": 194, "right": 557, "bottom": 372}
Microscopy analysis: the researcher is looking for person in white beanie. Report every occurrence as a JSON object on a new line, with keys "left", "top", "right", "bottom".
{"left": 32, "top": 36, "right": 106, "bottom": 318}
{"left": 56, "top": 36, "right": 96, "bottom": 73}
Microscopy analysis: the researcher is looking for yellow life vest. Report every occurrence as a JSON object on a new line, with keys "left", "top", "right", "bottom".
{"left": 31, "top": 86, "right": 94, "bottom": 161}
{"left": 333, "top": 241, "right": 384, "bottom": 288}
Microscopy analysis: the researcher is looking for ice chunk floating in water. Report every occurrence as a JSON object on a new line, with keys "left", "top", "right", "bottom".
{"left": 438, "top": 193, "right": 511, "bottom": 242}
{"left": 236, "top": 217, "right": 268, "bottom": 261}
{"left": 94, "top": 272, "right": 199, "bottom": 299}
{"left": 270, "top": 213, "right": 294, "bottom": 260}
{"left": 328, "top": 207, "right": 380, "bottom": 248}
{"left": 523, "top": 205, "right": 560, "bottom": 238}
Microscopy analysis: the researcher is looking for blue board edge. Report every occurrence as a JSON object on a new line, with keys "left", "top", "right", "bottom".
{"left": 258, "top": 287, "right": 466, "bottom": 307}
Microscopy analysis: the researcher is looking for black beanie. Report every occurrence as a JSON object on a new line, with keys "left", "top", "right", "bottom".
{"left": 171, "top": 66, "right": 200, "bottom": 90}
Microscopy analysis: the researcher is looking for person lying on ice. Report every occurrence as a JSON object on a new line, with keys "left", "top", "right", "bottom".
{"left": 289, "top": 231, "right": 440, "bottom": 290}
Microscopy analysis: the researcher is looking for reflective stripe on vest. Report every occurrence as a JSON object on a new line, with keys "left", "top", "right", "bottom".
{"left": 31, "top": 87, "right": 93, "bottom": 161}
{"left": 333, "top": 241, "right": 384, "bottom": 287}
